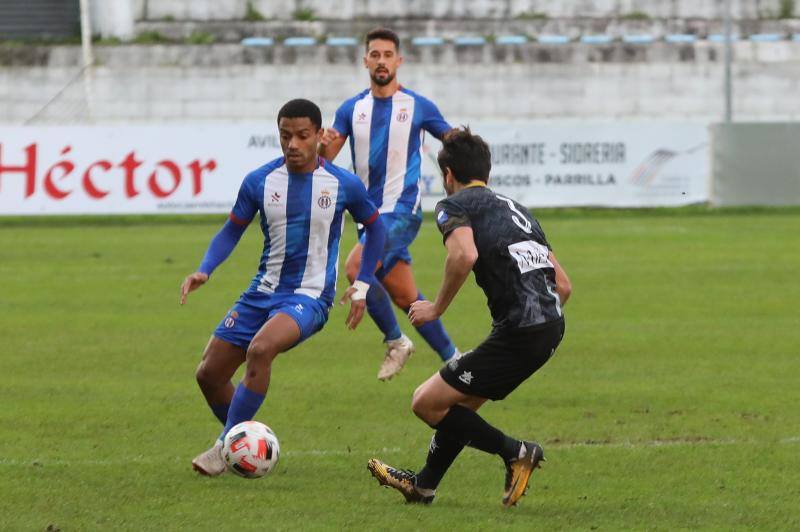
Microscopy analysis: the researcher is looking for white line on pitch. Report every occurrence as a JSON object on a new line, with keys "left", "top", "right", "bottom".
{"left": 0, "top": 438, "right": 796, "bottom": 467}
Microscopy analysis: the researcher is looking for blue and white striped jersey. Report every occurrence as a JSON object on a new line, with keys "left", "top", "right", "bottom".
{"left": 230, "top": 156, "right": 378, "bottom": 307}
{"left": 332, "top": 87, "right": 451, "bottom": 215}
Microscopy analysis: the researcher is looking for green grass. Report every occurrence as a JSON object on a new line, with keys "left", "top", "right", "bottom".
{"left": 1, "top": 209, "right": 798, "bottom": 530}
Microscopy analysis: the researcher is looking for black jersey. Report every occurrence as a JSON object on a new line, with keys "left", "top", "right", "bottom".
{"left": 435, "top": 185, "right": 563, "bottom": 330}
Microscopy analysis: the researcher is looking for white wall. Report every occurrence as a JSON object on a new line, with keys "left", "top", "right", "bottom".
{"left": 90, "top": 0, "right": 135, "bottom": 39}
{"left": 140, "top": 0, "right": 800, "bottom": 20}
{"left": 2, "top": 43, "right": 798, "bottom": 125}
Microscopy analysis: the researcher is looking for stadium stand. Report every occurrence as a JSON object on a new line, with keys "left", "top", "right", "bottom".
{"left": 1, "top": 0, "right": 799, "bottom": 124}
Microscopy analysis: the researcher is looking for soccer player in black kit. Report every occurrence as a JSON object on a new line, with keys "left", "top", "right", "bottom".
{"left": 367, "top": 127, "right": 572, "bottom": 507}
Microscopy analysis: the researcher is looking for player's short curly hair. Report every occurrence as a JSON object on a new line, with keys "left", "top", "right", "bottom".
{"left": 277, "top": 99, "right": 322, "bottom": 130}
{"left": 437, "top": 126, "right": 492, "bottom": 184}
{"left": 365, "top": 27, "right": 400, "bottom": 51}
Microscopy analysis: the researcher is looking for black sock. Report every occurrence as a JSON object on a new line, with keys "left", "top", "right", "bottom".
{"left": 433, "top": 405, "right": 521, "bottom": 463}
{"left": 416, "top": 431, "right": 464, "bottom": 490}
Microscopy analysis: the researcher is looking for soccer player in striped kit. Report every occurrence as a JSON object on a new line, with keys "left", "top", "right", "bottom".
{"left": 181, "top": 99, "right": 386, "bottom": 476}
{"left": 319, "top": 27, "right": 459, "bottom": 381}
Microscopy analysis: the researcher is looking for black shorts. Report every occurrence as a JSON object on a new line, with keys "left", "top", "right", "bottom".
{"left": 439, "top": 318, "right": 565, "bottom": 401}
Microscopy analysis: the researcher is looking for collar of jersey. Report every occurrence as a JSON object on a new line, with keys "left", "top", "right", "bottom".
{"left": 464, "top": 181, "right": 487, "bottom": 188}
{"left": 370, "top": 85, "right": 402, "bottom": 101}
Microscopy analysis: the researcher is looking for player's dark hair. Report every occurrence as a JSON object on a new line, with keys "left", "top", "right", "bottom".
{"left": 277, "top": 98, "right": 322, "bottom": 130}
{"left": 365, "top": 27, "right": 400, "bottom": 51}
{"left": 437, "top": 126, "right": 492, "bottom": 184}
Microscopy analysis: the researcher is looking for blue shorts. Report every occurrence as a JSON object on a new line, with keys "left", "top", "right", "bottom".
{"left": 358, "top": 212, "right": 422, "bottom": 279}
{"left": 213, "top": 291, "right": 329, "bottom": 350}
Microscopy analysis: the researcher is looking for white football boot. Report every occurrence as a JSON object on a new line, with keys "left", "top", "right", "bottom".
{"left": 377, "top": 334, "right": 415, "bottom": 381}
{"left": 191, "top": 439, "right": 227, "bottom": 476}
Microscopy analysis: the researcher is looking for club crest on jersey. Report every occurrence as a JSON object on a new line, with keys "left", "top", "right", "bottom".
{"left": 224, "top": 310, "right": 239, "bottom": 328}
{"left": 356, "top": 112, "right": 368, "bottom": 123}
{"left": 270, "top": 191, "right": 282, "bottom": 205}
{"left": 317, "top": 190, "right": 332, "bottom": 209}
{"left": 396, "top": 109, "right": 409, "bottom": 122}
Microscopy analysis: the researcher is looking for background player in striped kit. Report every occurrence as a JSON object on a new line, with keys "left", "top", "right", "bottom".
{"left": 319, "top": 27, "right": 459, "bottom": 381}
{"left": 180, "top": 99, "right": 386, "bottom": 476}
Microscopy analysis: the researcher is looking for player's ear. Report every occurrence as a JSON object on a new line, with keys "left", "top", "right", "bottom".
{"left": 442, "top": 167, "right": 454, "bottom": 185}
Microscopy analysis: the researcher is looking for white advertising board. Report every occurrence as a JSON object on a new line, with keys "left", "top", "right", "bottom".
{"left": 419, "top": 122, "right": 709, "bottom": 210}
{"left": 0, "top": 125, "right": 283, "bottom": 215}
{"left": 0, "top": 123, "right": 708, "bottom": 215}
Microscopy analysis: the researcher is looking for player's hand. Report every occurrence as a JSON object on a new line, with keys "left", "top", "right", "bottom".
{"left": 408, "top": 299, "right": 440, "bottom": 326}
{"left": 319, "top": 127, "right": 340, "bottom": 147}
{"left": 180, "top": 272, "right": 209, "bottom": 305}
{"left": 339, "top": 280, "right": 369, "bottom": 330}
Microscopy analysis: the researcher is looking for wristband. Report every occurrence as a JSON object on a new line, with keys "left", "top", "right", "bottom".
{"left": 350, "top": 280, "right": 370, "bottom": 301}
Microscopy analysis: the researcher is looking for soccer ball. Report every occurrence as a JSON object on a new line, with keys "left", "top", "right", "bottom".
{"left": 222, "top": 421, "right": 280, "bottom": 478}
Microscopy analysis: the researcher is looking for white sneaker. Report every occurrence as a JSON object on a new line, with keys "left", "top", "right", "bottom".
{"left": 377, "top": 334, "right": 415, "bottom": 381}
{"left": 192, "top": 440, "right": 227, "bottom": 476}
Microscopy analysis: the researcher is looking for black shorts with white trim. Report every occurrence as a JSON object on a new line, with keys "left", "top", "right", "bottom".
{"left": 439, "top": 318, "right": 565, "bottom": 401}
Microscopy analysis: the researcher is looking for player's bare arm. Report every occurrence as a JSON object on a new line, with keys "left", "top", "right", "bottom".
{"left": 548, "top": 251, "right": 572, "bottom": 305}
{"left": 340, "top": 205, "right": 386, "bottom": 331}
{"left": 339, "top": 282, "right": 368, "bottom": 330}
{"left": 408, "top": 226, "right": 477, "bottom": 326}
{"left": 180, "top": 272, "right": 209, "bottom": 305}
{"left": 318, "top": 127, "right": 346, "bottom": 160}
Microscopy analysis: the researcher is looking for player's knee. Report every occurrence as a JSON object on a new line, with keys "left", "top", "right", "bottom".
{"left": 245, "top": 339, "right": 279, "bottom": 365}
{"left": 389, "top": 289, "right": 417, "bottom": 311}
{"left": 411, "top": 387, "right": 436, "bottom": 424}
{"left": 195, "top": 361, "right": 218, "bottom": 392}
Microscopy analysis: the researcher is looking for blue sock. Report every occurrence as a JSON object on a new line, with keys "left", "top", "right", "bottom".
{"left": 210, "top": 403, "right": 229, "bottom": 425}
{"left": 366, "top": 282, "right": 402, "bottom": 342}
{"left": 218, "top": 383, "right": 265, "bottom": 441}
{"left": 406, "top": 292, "right": 456, "bottom": 361}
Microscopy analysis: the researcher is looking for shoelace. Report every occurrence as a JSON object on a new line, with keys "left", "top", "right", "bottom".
{"left": 387, "top": 466, "right": 417, "bottom": 483}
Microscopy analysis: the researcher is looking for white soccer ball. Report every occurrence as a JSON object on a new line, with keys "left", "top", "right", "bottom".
{"left": 222, "top": 421, "right": 280, "bottom": 478}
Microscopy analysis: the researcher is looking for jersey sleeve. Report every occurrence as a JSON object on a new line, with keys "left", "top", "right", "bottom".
{"left": 419, "top": 97, "right": 452, "bottom": 140}
{"left": 341, "top": 171, "right": 379, "bottom": 225}
{"left": 435, "top": 198, "right": 470, "bottom": 240}
{"left": 331, "top": 100, "right": 353, "bottom": 138}
{"left": 229, "top": 171, "right": 260, "bottom": 225}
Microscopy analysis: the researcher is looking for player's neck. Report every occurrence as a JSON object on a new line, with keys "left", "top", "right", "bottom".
{"left": 370, "top": 80, "right": 400, "bottom": 99}
{"left": 286, "top": 156, "right": 320, "bottom": 174}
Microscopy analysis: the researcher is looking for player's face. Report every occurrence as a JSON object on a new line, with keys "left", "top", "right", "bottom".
{"left": 364, "top": 39, "right": 402, "bottom": 87}
{"left": 278, "top": 117, "right": 322, "bottom": 172}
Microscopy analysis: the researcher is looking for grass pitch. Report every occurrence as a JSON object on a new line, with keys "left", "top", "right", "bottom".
{"left": 1, "top": 208, "right": 798, "bottom": 530}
